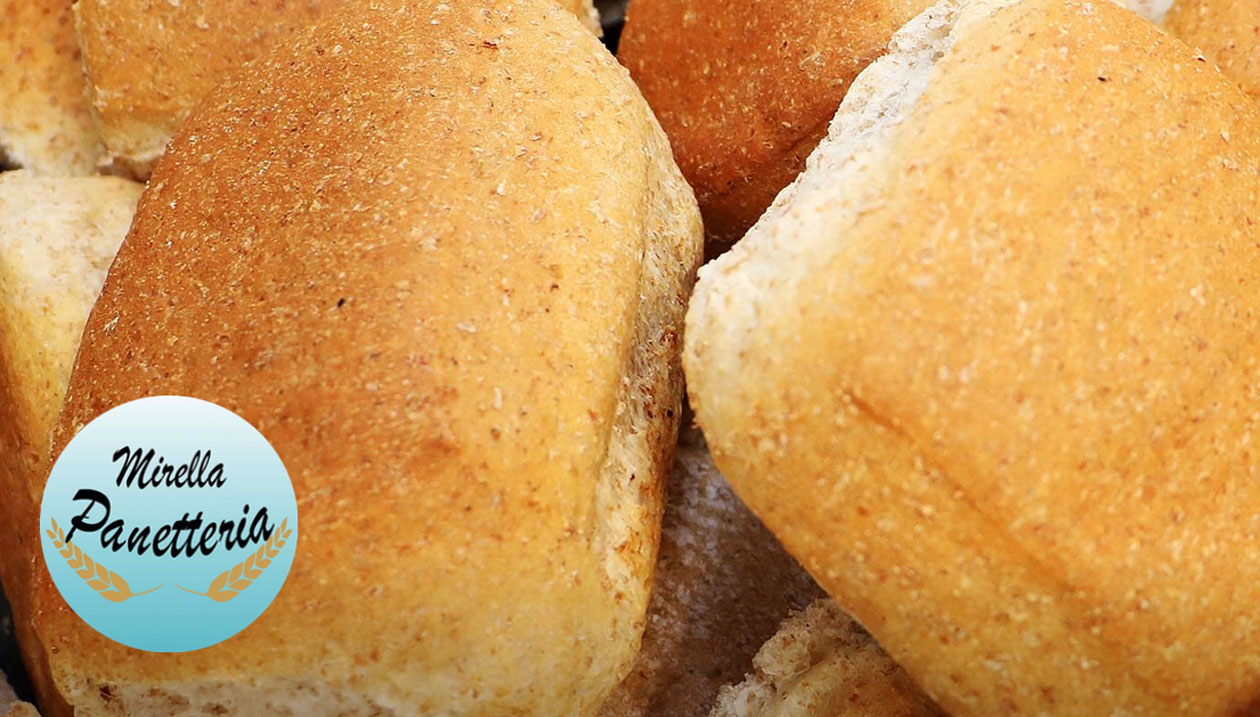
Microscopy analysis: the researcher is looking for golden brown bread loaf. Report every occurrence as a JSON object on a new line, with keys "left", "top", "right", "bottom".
{"left": 684, "top": 0, "right": 1260, "bottom": 712}
{"left": 711, "top": 599, "right": 942, "bottom": 717}
{"left": 19, "top": 0, "right": 701, "bottom": 713}
{"left": 618, "top": 0, "right": 930, "bottom": 248}
{"left": 1165, "top": 0, "right": 1260, "bottom": 98}
{"left": 0, "top": 0, "right": 102, "bottom": 174}
{"left": 75, "top": 0, "right": 601, "bottom": 177}
{"left": 0, "top": 171, "right": 140, "bottom": 717}
{"left": 599, "top": 424, "right": 824, "bottom": 717}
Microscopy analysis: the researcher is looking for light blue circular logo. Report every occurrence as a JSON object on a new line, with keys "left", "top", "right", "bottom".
{"left": 40, "top": 396, "right": 298, "bottom": 653}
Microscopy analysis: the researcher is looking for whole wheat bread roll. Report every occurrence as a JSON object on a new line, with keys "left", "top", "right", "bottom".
{"left": 684, "top": 0, "right": 1260, "bottom": 712}
{"left": 74, "top": 0, "right": 601, "bottom": 177}
{"left": 618, "top": 0, "right": 932, "bottom": 249}
{"left": 0, "top": 0, "right": 103, "bottom": 175}
{"left": 0, "top": 171, "right": 141, "bottom": 717}
{"left": 20, "top": 0, "right": 702, "bottom": 713}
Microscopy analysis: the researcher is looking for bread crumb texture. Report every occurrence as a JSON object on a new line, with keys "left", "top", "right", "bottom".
{"left": 711, "top": 599, "right": 943, "bottom": 717}
{"left": 686, "top": 0, "right": 1260, "bottom": 713}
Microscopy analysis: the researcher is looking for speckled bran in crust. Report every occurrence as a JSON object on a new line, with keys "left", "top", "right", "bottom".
{"left": 618, "top": 0, "right": 931, "bottom": 248}
{"left": 1165, "top": 0, "right": 1260, "bottom": 100}
{"left": 0, "top": 0, "right": 103, "bottom": 175}
{"left": 74, "top": 0, "right": 602, "bottom": 178}
{"left": 21, "top": 0, "right": 702, "bottom": 714}
{"left": 686, "top": 0, "right": 1260, "bottom": 713}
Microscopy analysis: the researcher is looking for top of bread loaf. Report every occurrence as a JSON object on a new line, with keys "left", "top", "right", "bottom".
{"left": 75, "top": 0, "right": 602, "bottom": 178}
{"left": 686, "top": 0, "right": 1260, "bottom": 712}
{"left": 0, "top": 0, "right": 103, "bottom": 175}
{"left": 30, "top": 0, "right": 701, "bottom": 714}
{"left": 618, "top": 0, "right": 932, "bottom": 247}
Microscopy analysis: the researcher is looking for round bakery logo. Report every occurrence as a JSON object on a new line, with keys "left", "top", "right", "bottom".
{"left": 39, "top": 396, "right": 298, "bottom": 653}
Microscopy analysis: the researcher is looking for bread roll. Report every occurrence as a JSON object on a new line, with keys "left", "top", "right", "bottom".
{"left": 618, "top": 0, "right": 932, "bottom": 248}
{"left": 20, "top": 0, "right": 702, "bottom": 713}
{"left": 75, "top": 0, "right": 601, "bottom": 177}
{"left": 599, "top": 425, "right": 824, "bottom": 717}
{"left": 711, "top": 599, "right": 942, "bottom": 717}
{"left": 1165, "top": 0, "right": 1260, "bottom": 98}
{"left": 0, "top": 171, "right": 140, "bottom": 717}
{"left": 0, "top": 0, "right": 102, "bottom": 175}
{"left": 684, "top": 0, "right": 1260, "bottom": 712}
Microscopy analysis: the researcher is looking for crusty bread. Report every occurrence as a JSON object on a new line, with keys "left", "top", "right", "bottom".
{"left": 0, "top": 0, "right": 102, "bottom": 175}
{"left": 684, "top": 0, "right": 1260, "bottom": 712}
{"left": 1165, "top": 0, "right": 1260, "bottom": 98}
{"left": 618, "top": 0, "right": 931, "bottom": 248}
{"left": 0, "top": 171, "right": 140, "bottom": 717}
{"left": 20, "top": 0, "right": 702, "bottom": 713}
{"left": 599, "top": 424, "right": 824, "bottom": 717}
{"left": 74, "top": 0, "right": 601, "bottom": 178}
{"left": 711, "top": 599, "right": 942, "bottom": 717}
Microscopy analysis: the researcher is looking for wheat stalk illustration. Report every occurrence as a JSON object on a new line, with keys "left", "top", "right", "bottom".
{"left": 176, "top": 518, "right": 292, "bottom": 602}
{"left": 45, "top": 518, "right": 162, "bottom": 602}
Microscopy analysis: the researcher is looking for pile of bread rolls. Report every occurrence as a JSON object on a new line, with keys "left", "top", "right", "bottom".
{"left": 2, "top": 0, "right": 1259, "bottom": 713}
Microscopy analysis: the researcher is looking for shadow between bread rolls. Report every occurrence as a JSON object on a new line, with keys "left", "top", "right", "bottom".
{"left": 684, "top": 0, "right": 1260, "bottom": 713}
{"left": 13, "top": 0, "right": 703, "bottom": 713}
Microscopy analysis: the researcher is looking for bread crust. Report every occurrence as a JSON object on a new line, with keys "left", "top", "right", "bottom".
{"left": 0, "top": 0, "right": 102, "bottom": 175}
{"left": 685, "top": 0, "right": 1260, "bottom": 712}
{"left": 75, "top": 0, "right": 601, "bottom": 178}
{"left": 618, "top": 0, "right": 930, "bottom": 248}
{"left": 1165, "top": 0, "right": 1260, "bottom": 99}
{"left": 25, "top": 0, "right": 701, "bottom": 714}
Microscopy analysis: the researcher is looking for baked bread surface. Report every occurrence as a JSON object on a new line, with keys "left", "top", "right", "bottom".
{"left": 685, "top": 0, "right": 1260, "bottom": 712}
{"left": 618, "top": 0, "right": 931, "bottom": 248}
{"left": 1165, "top": 0, "right": 1260, "bottom": 98}
{"left": 75, "top": 0, "right": 602, "bottom": 177}
{"left": 29, "top": 0, "right": 702, "bottom": 714}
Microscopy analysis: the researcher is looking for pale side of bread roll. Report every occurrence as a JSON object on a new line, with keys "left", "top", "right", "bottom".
{"left": 1164, "top": 0, "right": 1260, "bottom": 98}
{"left": 599, "top": 425, "right": 824, "bottom": 717}
{"left": 685, "top": 0, "right": 1260, "bottom": 712}
{"left": 0, "top": 0, "right": 103, "bottom": 175}
{"left": 711, "top": 599, "right": 942, "bottom": 717}
{"left": 74, "top": 0, "right": 601, "bottom": 178}
{"left": 0, "top": 171, "right": 141, "bottom": 717}
{"left": 20, "top": 0, "right": 702, "bottom": 714}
